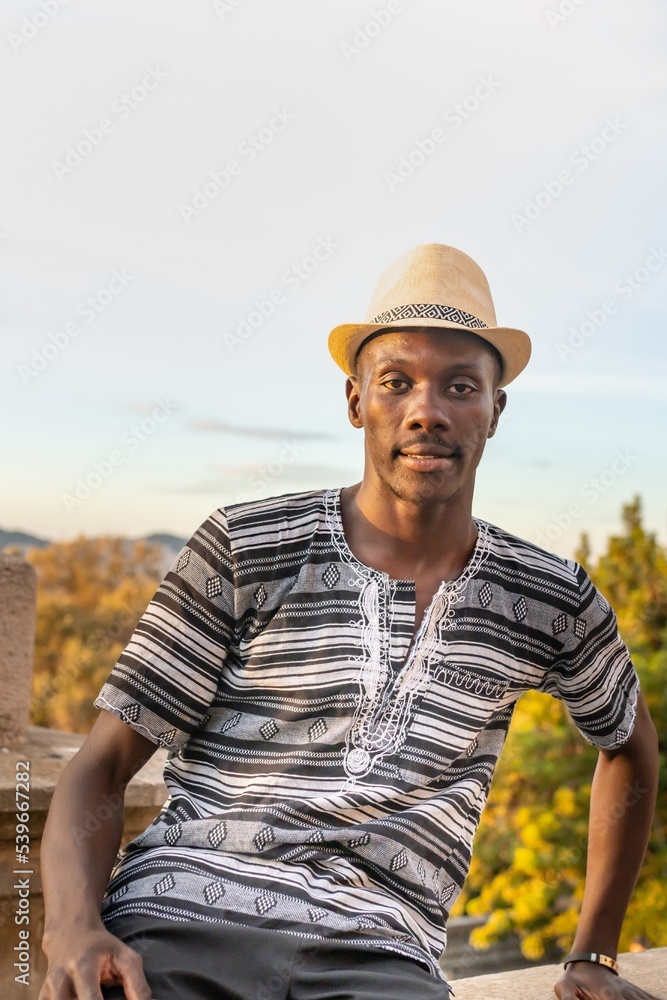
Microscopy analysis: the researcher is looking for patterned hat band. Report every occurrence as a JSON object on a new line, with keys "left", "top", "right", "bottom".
{"left": 328, "top": 244, "right": 532, "bottom": 386}
{"left": 371, "top": 303, "right": 488, "bottom": 330}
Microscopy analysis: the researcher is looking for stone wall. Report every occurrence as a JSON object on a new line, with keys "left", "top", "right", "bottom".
{"left": 3, "top": 726, "right": 663, "bottom": 998}
{"left": 0, "top": 726, "right": 538, "bottom": 998}
{"left": 0, "top": 726, "right": 169, "bottom": 1000}
{"left": 450, "top": 947, "right": 667, "bottom": 998}
{"left": 0, "top": 553, "right": 37, "bottom": 748}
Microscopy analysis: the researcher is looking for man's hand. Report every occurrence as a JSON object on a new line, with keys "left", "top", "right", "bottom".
{"left": 554, "top": 962, "right": 665, "bottom": 999}
{"left": 39, "top": 923, "right": 153, "bottom": 1000}
{"left": 39, "top": 712, "right": 159, "bottom": 999}
{"left": 559, "top": 694, "right": 660, "bottom": 1000}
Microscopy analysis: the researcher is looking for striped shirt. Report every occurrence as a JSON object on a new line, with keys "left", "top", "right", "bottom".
{"left": 94, "top": 487, "right": 639, "bottom": 982}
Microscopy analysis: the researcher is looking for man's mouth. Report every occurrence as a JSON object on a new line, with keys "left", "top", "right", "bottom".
{"left": 400, "top": 447, "right": 454, "bottom": 458}
{"left": 397, "top": 445, "right": 460, "bottom": 471}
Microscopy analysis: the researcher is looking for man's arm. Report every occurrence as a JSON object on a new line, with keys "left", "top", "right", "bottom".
{"left": 554, "top": 692, "right": 663, "bottom": 999}
{"left": 39, "top": 710, "right": 158, "bottom": 1000}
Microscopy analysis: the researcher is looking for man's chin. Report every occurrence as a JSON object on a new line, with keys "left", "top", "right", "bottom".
{"left": 388, "top": 473, "right": 461, "bottom": 505}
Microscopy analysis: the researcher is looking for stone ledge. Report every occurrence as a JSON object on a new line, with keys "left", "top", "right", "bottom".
{"left": 450, "top": 946, "right": 667, "bottom": 998}
{"left": 2, "top": 731, "right": 665, "bottom": 998}
{"left": 0, "top": 724, "right": 169, "bottom": 836}
{"left": 1, "top": 726, "right": 170, "bottom": 998}
{"left": 0, "top": 553, "right": 37, "bottom": 748}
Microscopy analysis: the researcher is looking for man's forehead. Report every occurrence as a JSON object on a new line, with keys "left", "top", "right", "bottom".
{"left": 357, "top": 327, "right": 498, "bottom": 370}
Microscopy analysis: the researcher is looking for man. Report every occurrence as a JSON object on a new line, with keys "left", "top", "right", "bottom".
{"left": 39, "top": 244, "right": 661, "bottom": 1000}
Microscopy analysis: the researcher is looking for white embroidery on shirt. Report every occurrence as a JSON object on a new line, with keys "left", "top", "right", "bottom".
{"left": 325, "top": 488, "right": 491, "bottom": 785}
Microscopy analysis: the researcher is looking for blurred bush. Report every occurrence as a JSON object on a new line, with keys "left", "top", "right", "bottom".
{"left": 453, "top": 496, "right": 667, "bottom": 957}
{"left": 26, "top": 536, "right": 164, "bottom": 733}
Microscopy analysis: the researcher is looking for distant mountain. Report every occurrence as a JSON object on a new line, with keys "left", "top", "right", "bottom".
{"left": 0, "top": 528, "right": 187, "bottom": 575}
{"left": 144, "top": 532, "right": 187, "bottom": 555}
{"left": 142, "top": 533, "right": 188, "bottom": 574}
{"left": 0, "top": 528, "right": 49, "bottom": 551}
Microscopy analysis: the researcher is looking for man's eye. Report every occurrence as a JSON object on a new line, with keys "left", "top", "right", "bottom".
{"left": 449, "top": 383, "right": 475, "bottom": 394}
{"left": 382, "top": 379, "right": 408, "bottom": 390}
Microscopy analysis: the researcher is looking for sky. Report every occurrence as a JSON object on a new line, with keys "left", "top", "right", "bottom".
{"left": 1, "top": 0, "right": 666, "bottom": 558}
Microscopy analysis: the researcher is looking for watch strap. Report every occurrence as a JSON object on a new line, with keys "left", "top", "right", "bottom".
{"left": 563, "top": 952, "right": 619, "bottom": 975}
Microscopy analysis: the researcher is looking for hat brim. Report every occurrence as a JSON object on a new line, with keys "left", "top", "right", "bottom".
{"left": 328, "top": 318, "right": 531, "bottom": 388}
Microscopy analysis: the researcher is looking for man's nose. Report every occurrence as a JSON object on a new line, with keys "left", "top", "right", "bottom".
{"left": 404, "top": 387, "right": 451, "bottom": 431}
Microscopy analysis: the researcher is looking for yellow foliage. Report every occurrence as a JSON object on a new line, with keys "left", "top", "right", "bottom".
{"left": 519, "top": 822, "right": 546, "bottom": 851}
{"left": 520, "top": 932, "right": 547, "bottom": 961}
{"left": 513, "top": 847, "right": 539, "bottom": 876}
{"left": 457, "top": 498, "right": 667, "bottom": 960}
{"left": 510, "top": 882, "right": 551, "bottom": 925}
{"left": 553, "top": 787, "right": 577, "bottom": 817}
{"left": 26, "top": 536, "right": 165, "bottom": 733}
{"left": 470, "top": 909, "right": 512, "bottom": 949}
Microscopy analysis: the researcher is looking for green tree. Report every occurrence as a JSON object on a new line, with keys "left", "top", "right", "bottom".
{"left": 454, "top": 496, "right": 667, "bottom": 958}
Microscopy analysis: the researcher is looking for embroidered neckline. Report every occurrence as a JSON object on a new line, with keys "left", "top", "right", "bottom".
{"left": 325, "top": 486, "right": 490, "bottom": 589}
{"left": 324, "top": 487, "right": 492, "bottom": 785}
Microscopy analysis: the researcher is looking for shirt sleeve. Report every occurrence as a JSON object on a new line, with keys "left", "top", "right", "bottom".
{"left": 539, "top": 561, "right": 640, "bottom": 750}
{"left": 94, "top": 506, "right": 236, "bottom": 752}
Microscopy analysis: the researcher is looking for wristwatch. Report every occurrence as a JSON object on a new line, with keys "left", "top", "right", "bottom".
{"left": 563, "top": 952, "right": 619, "bottom": 975}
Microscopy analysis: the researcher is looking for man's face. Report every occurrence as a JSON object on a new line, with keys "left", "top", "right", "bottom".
{"left": 346, "top": 327, "right": 507, "bottom": 507}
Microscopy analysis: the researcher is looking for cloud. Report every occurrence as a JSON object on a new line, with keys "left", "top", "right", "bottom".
{"left": 188, "top": 419, "right": 334, "bottom": 441}
{"left": 153, "top": 461, "right": 358, "bottom": 495}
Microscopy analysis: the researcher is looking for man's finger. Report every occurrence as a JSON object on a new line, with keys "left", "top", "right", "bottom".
{"left": 632, "top": 988, "right": 667, "bottom": 1000}
{"left": 555, "top": 973, "right": 667, "bottom": 1000}
{"left": 613, "top": 975, "right": 666, "bottom": 1000}
{"left": 110, "top": 946, "right": 153, "bottom": 1000}
{"left": 552, "top": 979, "right": 581, "bottom": 1000}
{"left": 38, "top": 966, "right": 75, "bottom": 1000}
{"left": 69, "top": 961, "right": 105, "bottom": 1000}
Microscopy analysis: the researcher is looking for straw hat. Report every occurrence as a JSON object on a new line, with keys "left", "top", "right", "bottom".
{"left": 328, "top": 243, "right": 531, "bottom": 387}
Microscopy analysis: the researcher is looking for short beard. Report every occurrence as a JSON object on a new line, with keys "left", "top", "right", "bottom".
{"left": 386, "top": 470, "right": 453, "bottom": 506}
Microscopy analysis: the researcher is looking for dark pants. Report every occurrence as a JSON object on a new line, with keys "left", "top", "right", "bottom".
{"left": 101, "top": 915, "right": 451, "bottom": 1000}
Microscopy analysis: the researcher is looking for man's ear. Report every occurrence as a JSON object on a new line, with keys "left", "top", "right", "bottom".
{"left": 345, "top": 376, "right": 363, "bottom": 429}
{"left": 487, "top": 389, "right": 507, "bottom": 438}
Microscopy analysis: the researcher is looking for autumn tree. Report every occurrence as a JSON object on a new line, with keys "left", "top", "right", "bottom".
{"left": 453, "top": 496, "right": 667, "bottom": 958}
{"left": 26, "top": 536, "right": 165, "bottom": 733}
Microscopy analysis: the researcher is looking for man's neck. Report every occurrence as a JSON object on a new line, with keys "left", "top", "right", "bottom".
{"left": 339, "top": 479, "right": 477, "bottom": 582}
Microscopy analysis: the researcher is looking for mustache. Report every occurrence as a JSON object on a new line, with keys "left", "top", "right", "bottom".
{"left": 393, "top": 437, "right": 464, "bottom": 458}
